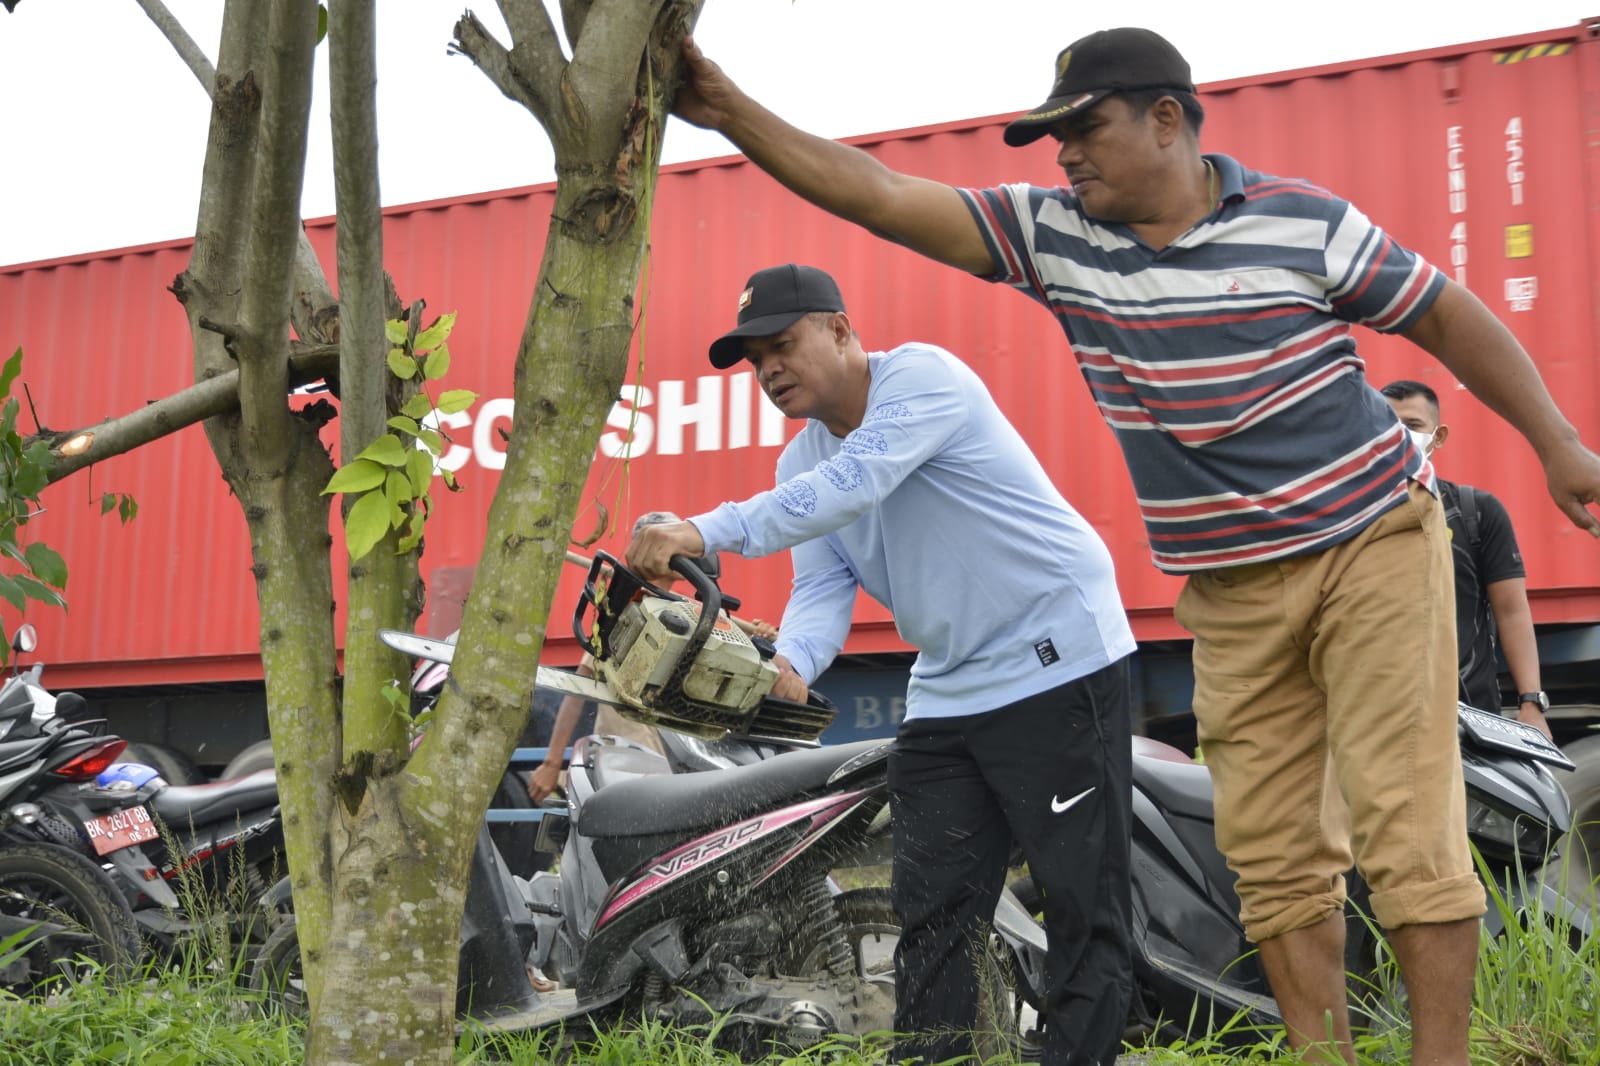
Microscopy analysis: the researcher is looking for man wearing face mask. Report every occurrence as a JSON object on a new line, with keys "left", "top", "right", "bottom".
{"left": 1382, "top": 380, "right": 1553, "bottom": 741}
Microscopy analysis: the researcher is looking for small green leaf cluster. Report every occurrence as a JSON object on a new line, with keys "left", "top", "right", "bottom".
{"left": 0, "top": 348, "right": 67, "bottom": 660}
{"left": 323, "top": 313, "right": 476, "bottom": 561}
{"left": 100, "top": 492, "right": 138, "bottom": 524}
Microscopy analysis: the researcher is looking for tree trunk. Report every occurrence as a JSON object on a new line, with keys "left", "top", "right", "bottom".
{"left": 305, "top": 777, "right": 468, "bottom": 1065}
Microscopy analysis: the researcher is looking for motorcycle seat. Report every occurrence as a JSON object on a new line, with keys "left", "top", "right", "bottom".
{"left": 1131, "top": 754, "right": 1214, "bottom": 822}
{"left": 590, "top": 744, "right": 672, "bottom": 791}
{"left": 149, "top": 769, "right": 278, "bottom": 827}
{"left": 577, "top": 738, "right": 888, "bottom": 838}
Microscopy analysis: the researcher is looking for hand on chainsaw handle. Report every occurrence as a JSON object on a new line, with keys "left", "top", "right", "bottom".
{"left": 770, "top": 653, "right": 809, "bottom": 703}
{"left": 626, "top": 520, "right": 706, "bottom": 584}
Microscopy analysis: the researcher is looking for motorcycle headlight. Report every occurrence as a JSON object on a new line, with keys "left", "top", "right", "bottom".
{"left": 1465, "top": 795, "right": 1556, "bottom": 862}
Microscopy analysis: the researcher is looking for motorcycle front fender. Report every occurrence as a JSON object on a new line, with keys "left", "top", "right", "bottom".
{"left": 1481, "top": 868, "right": 1594, "bottom": 941}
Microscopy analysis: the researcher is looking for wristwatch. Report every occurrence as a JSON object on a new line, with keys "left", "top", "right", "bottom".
{"left": 1518, "top": 691, "right": 1550, "bottom": 712}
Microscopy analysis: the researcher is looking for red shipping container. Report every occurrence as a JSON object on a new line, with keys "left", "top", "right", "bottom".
{"left": 6, "top": 20, "right": 1599, "bottom": 692}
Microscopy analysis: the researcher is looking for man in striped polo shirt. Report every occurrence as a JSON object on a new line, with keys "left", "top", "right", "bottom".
{"left": 671, "top": 24, "right": 1600, "bottom": 1066}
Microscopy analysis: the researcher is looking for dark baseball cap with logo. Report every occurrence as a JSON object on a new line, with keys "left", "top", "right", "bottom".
{"left": 707, "top": 263, "right": 846, "bottom": 370}
{"left": 1003, "top": 28, "right": 1195, "bottom": 148}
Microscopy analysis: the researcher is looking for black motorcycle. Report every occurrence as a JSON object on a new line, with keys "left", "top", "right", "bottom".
{"left": 1008, "top": 704, "right": 1585, "bottom": 1045}
{"left": 0, "top": 629, "right": 285, "bottom": 960}
{"left": 0, "top": 625, "right": 142, "bottom": 993}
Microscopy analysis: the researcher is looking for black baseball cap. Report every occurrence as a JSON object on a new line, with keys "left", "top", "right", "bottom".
{"left": 707, "top": 264, "right": 846, "bottom": 370}
{"left": 1003, "top": 28, "right": 1195, "bottom": 147}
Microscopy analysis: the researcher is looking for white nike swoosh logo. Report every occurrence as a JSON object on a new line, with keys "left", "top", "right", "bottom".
{"left": 1050, "top": 787, "right": 1094, "bottom": 814}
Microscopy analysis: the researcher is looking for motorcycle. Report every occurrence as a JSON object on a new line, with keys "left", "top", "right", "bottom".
{"left": 252, "top": 555, "right": 1044, "bottom": 1056}
{"left": 1008, "top": 702, "right": 1587, "bottom": 1045}
{"left": 0, "top": 628, "right": 286, "bottom": 960}
{"left": 0, "top": 625, "right": 142, "bottom": 993}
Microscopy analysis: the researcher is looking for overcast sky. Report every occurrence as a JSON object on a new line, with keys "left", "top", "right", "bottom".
{"left": 2, "top": 0, "right": 1595, "bottom": 266}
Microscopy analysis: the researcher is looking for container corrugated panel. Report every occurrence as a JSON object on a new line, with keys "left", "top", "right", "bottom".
{"left": 6, "top": 21, "right": 1598, "bottom": 688}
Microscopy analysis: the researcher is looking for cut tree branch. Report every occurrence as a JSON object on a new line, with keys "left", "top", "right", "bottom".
{"left": 37, "top": 347, "right": 339, "bottom": 484}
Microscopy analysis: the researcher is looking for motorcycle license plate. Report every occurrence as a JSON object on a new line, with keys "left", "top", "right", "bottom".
{"left": 1457, "top": 705, "right": 1574, "bottom": 770}
{"left": 82, "top": 805, "right": 160, "bottom": 856}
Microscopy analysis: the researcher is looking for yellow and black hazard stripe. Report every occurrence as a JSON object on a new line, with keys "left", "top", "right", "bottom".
{"left": 1494, "top": 42, "right": 1573, "bottom": 64}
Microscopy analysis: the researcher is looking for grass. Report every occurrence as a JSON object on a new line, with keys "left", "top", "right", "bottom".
{"left": 0, "top": 869, "right": 1594, "bottom": 1066}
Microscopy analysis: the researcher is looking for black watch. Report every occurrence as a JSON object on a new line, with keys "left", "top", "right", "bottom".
{"left": 1518, "top": 691, "right": 1550, "bottom": 712}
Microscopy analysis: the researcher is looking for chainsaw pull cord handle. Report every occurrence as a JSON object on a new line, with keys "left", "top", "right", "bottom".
{"left": 656, "top": 554, "right": 721, "bottom": 709}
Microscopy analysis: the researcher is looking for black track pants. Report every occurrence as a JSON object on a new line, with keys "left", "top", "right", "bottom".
{"left": 888, "top": 656, "right": 1133, "bottom": 1066}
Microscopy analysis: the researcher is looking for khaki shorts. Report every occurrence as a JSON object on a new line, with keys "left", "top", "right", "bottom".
{"left": 1175, "top": 482, "right": 1486, "bottom": 942}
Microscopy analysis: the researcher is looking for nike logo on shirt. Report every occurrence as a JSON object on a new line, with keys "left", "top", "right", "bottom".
{"left": 1050, "top": 787, "right": 1094, "bottom": 814}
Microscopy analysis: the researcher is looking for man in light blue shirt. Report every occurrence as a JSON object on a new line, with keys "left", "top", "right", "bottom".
{"left": 627, "top": 263, "right": 1136, "bottom": 1066}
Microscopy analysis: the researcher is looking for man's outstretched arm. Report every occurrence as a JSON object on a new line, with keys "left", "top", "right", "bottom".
{"left": 675, "top": 36, "right": 996, "bottom": 276}
{"left": 1404, "top": 280, "right": 1600, "bottom": 536}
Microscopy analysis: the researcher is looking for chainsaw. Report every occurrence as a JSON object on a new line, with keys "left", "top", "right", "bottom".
{"left": 382, "top": 553, "right": 833, "bottom": 743}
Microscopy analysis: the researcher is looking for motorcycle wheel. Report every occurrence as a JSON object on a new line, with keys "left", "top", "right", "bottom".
{"left": 249, "top": 912, "right": 308, "bottom": 1018}
{"left": 0, "top": 842, "right": 142, "bottom": 995}
{"left": 794, "top": 887, "right": 1036, "bottom": 1059}
{"left": 220, "top": 740, "right": 277, "bottom": 781}
{"left": 123, "top": 742, "right": 207, "bottom": 787}
{"left": 1546, "top": 735, "right": 1600, "bottom": 907}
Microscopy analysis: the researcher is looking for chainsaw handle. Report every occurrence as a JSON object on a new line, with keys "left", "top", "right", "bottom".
{"left": 668, "top": 554, "right": 722, "bottom": 658}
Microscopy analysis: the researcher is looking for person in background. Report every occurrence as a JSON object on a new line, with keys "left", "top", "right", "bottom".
{"left": 628, "top": 263, "right": 1137, "bottom": 1066}
{"left": 1382, "top": 380, "right": 1553, "bottom": 740}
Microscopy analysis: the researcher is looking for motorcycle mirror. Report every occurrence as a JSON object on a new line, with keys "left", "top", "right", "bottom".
{"left": 11, "top": 624, "right": 36, "bottom": 656}
{"left": 379, "top": 628, "right": 457, "bottom": 665}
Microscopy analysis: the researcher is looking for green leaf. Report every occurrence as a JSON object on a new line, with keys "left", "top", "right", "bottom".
{"left": 384, "top": 469, "right": 412, "bottom": 508}
{"left": 0, "top": 348, "right": 21, "bottom": 399}
{"left": 385, "top": 319, "right": 409, "bottom": 345}
{"left": 344, "top": 490, "right": 391, "bottom": 561}
{"left": 405, "top": 448, "right": 434, "bottom": 496}
{"left": 400, "top": 394, "right": 434, "bottom": 420}
{"left": 387, "top": 348, "right": 417, "bottom": 380}
{"left": 13, "top": 574, "right": 64, "bottom": 608}
{"left": 422, "top": 344, "right": 451, "bottom": 381}
{"left": 386, "top": 416, "right": 420, "bottom": 437}
{"left": 397, "top": 510, "right": 425, "bottom": 554}
{"left": 418, "top": 429, "right": 444, "bottom": 456}
{"left": 0, "top": 574, "right": 25, "bottom": 612}
{"left": 316, "top": 4, "right": 328, "bottom": 44}
{"left": 322, "top": 458, "right": 387, "bottom": 495}
{"left": 0, "top": 397, "right": 17, "bottom": 440}
{"left": 0, "top": 539, "right": 24, "bottom": 563}
{"left": 353, "top": 434, "right": 409, "bottom": 468}
{"left": 415, "top": 311, "right": 457, "bottom": 353}
{"left": 23, "top": 543, "right": 66, "bottom": 588}
{"left": 101, "top": 493, "right": 117, "bottom": 515}
{"left": 435, "top": 389, "right": 476, "bottom": 415}
{"left": 118, "top": 495, "right": 138, "bottom": 524}
{"left": 387, "top": 496, "right": 407, "bottom": 530}
{"left": 380, "top": 683, "right": 406, "bottom": 710}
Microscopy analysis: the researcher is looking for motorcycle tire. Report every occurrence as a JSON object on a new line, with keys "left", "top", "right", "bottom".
{"left": 1546, "top": 734, "right": 1600, "bottom": 907}
{"left": 489, "top": 771, "right": 552, "bottom": 880}
{"left": 796, "top": 887, "right": 1036, "bottom": 1060}
{"left": 123, "top": 742, "right": 207, "bottom": 787}
{"left": 0, "top": 842, "right": 142, "bottom": 996}
{"left": 249, "top": 912, "right": 308, "bottom": 1018}
{"left": 220, "top": 740, "right": 277, "bottom": 781}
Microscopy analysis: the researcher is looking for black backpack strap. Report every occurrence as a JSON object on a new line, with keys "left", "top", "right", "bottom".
{"left": 1456, "top": 484, "right": 1483, "bottom": 551}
